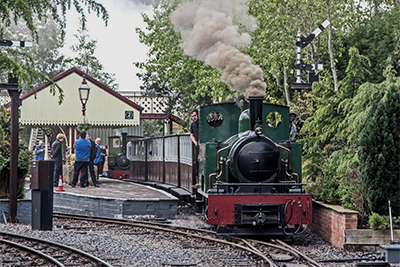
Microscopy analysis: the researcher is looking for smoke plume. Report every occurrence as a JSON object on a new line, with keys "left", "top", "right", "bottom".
{"left": 170, "top": 0, "right": 266, "bottom": 97}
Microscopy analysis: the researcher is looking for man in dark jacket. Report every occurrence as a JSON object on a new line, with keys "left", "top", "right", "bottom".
{"left": 85, "top": 133, "right": 100, "bottom": 187}
{"left": 51, "top": 133, "right": 65, "bottom": 187}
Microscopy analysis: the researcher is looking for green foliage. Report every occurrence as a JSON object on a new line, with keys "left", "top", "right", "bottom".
{"left": 142, "top": 119, "right": 164, "bottom": 138}
{"left": 4, "top": 17, "right": 72, "bottom": 91}
{"left": 301, "top": 45, "right": 376, "bottom": 211}
{"left": 339, "top": 47, "right": 371, "bottom": 99}
{"left": 0, "top": 0, "right": 108, "bottom": 40}
{"left": 0, "top": 0, "right": 108, "bottom": 97}
{"left": 0, "top": 106, "right": 31, "bottom": 199}
{"left": 345, "top": 8, "right": 400, "bottom": 84}
{"left": 300, "top": 73, "right": 342, "bottom": 188}
{"left": 369, "top": 213, "right": 390, "bottom": 230}
{"left": 135, "top": 1, "right": 232, "bottom": 115}
{"left": 368, "top": 212, "right": 400, "bottom": 230}
{"left": 359, "top": 84, "right": 400, "bottom": 216}
{"left": 76, "top": 122, "right": 91, "bottom": 132}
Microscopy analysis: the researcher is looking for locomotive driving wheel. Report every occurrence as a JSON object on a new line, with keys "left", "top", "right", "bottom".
{"left": 116, "top": 154, "right": 130, "bottom": 170}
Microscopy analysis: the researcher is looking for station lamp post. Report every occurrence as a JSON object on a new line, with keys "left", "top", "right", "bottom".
{"left": 78, "top": 77, "right": 90, "bottom": 116}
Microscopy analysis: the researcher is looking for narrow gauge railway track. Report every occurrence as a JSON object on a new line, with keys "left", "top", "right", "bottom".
{"left": 0, "top": 231, "right": 113, "bottom": 267}
{"left": 54, "top": 212, "right": 321, "bottom": 267}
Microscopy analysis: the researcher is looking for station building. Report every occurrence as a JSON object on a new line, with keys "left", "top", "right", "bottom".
{"left": 2, "top": 67, "right": 182, "bottom": 158}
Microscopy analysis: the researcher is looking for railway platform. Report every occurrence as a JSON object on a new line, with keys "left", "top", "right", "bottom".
{"left": 52, "top": 178, "right": 178, "bottom": 219}
{"left": 7, "top": 177, "right": 176, "bottom": 222}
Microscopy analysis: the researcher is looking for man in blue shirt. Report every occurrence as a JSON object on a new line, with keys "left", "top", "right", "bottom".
{"left": 72, "top": 131, "right": 91, "bottom": 187}
{"left": 35, "top": 140, "right": 45, "bottom": 161}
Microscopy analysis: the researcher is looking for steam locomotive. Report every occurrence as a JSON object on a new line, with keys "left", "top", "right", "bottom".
{"left": 198, "top": 96, "right": 312, "bottom": 235}
{"left": 127, "top": 97, "right": 312, "bottom": 236}
{"left": 107, "top": 133, "right": 136, "bottom": 179}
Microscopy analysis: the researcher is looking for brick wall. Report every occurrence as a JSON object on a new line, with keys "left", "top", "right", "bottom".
{"left": 310, "top": 200, "right": 358, "bottom": 248}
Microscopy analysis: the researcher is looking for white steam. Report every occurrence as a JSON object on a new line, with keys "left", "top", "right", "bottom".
{"left": 170, "top": 0, "right": 266, "bottom": 97}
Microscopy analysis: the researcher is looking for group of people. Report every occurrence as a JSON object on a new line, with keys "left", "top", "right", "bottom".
{"left": 70, "top": 131, "right": 104, "bottom": 188}
{"left": 34, "top": 131, "right": 107, "bottom": 188}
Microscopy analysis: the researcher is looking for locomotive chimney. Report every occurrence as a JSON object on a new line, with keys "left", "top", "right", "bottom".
{"left": 248, "top": 96, "right": 263, "bottom": 131}
{"left": 121, "top": 132, "right": 127, "bottom": 155}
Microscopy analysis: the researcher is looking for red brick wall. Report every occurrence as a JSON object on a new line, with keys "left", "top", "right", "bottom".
{"left": 310, "top": 200, "right": 358, "bottom": 248}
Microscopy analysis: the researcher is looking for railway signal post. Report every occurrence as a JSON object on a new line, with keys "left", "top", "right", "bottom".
{"left": 291, "top": 19, "right": 330, "bottom": 91}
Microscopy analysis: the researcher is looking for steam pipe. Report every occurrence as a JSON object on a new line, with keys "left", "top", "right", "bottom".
{"left": 276, "top": 144, "right": 301, "bottom": 183}
{"left": 276, "top": 144, "right": 291, "bottom": 170}
{"left": 208, "top": 172, "right": 217, "bottom": 189}
{"left": 216, "top": 146, "right": 231, "bottom": 179}
{"left": 209, "top": 146, "right": 231, "bottom": 188}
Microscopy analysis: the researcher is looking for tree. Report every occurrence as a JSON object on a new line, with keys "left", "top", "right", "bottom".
{"left": 247, "top": 0, "right": 365, "bottom": 97}
{"left": 345, "top": 8, "right": 400, "bottom": 84}
{"left": 300, "top": 46, "right": 371, "bottom": 209}
{"left": 4, "top": 17, "right": 72, "bottom": 86}
{"left": 135, "top": 1, "right": 236, "bottom": 126}
{"left": 135, "top": 2, "right": 232, "bottom": 110}
{"left": 338, "top": 47, "right": 371, "bottom": 99}
{"left": 0, "top": 0, "right": 108, "bottom": 198}
{"left": 142, "top": 119, "right": 164, "bottom": 137}
{"left": 0, "top": 0, "right": 108, "bottom": 94}
{"left": 359, "top": 84, "right": 400, "bottom": 216}
{"left": 70, "top": 28, "right": 118, "bottom": 90}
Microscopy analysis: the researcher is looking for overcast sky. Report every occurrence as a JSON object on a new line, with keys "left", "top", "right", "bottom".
{"left": 61, "top": 0, "right": 153, "bottom": 92}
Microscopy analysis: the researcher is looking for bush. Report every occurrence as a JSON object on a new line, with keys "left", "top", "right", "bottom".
{"left": 368, "top": 212, "right": 400, "bottom": 230}
{"left": 369, "top": 213, "right": 390, "bottom": 230}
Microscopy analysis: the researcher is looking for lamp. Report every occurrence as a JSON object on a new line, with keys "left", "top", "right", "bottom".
{"left": 78, "top": 77, "right": 90, "bottom": 116}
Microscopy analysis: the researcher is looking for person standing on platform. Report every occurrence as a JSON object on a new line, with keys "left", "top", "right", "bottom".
{"left": 86, "top": 133, "right": 100, "bottom": 187}
{"left": 95, "top": 137, "right": 106, "bottom": 177}
{"left": 35, "top": 140, "right": 45, "bottom": 161}
{"left": 51, "top": 134, "right": 65, "bottom": 187}
{"left": 72, "top": 131, "right": 91, "bottom": 188}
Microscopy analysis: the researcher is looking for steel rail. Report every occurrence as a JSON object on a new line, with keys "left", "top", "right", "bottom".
{"left": 54, "top": 212, "right": 274, "bottom": 266}
{"left": 0, "top": 237, "right": 65, "bottom": 267}
{"left": 245, "top": 238, "right": 300, "bottom": 259}
{"left": 0, "top": 231, "right": 114, "bottom": 267}
{"left": 241, "top": 239, "right": 276, "bottom": 266}
{"left": 272, "top": 238, "right": 322, "bottom": 267}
